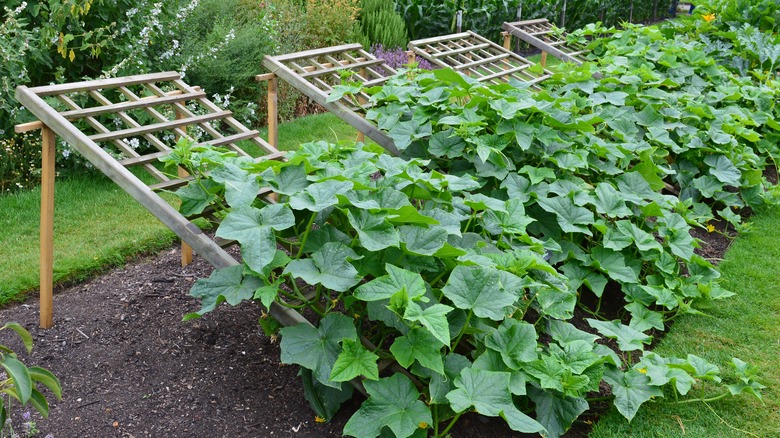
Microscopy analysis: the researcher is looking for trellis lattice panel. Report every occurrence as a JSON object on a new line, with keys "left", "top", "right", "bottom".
{"left": 408, "top": 31, "right": 551, "bottom": 86}
{"left": 502, "top": 18, "right": 591, "bottom": 65}
{"left": 262, "top": 44, "right": 399, "bottom": 154}
{"left": 15, "top": 72, "right": 307, "bottom": 328}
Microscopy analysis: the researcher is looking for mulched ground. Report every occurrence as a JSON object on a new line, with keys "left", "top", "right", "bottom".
{"left": 0, "top": 217, "right": 733, "bottom": 437}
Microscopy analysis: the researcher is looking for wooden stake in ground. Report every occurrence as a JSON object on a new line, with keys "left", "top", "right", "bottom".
{"left": 40, "top": 125, "right": 56, "bottom": 328}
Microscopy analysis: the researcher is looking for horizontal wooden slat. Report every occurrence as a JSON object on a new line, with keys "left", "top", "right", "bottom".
{"left": 409, "top": 32, "right": 471, "bottom": 47}
{"left": 119, "top": 150, "right": 171, "bottom": 167}
{"left": 271, "top": 43, "right": 363, "bottom": 62}
{"left": 507, "top": 18, "right": 550, "bottom": 27}
{"left": 255, "top": 73, "right": 276, "bottom": 81}
{"left": 60, "top": 91, "right": 206, "bottom": 120}
{"left": 480, "top": 65, "right": 536, "bottom": 83}
{"left": 301, "top": 58, "right": 385, "bottom": 79}
{"left": 28, "top": 72, "right": 181, "bottom": 96}
{"left": 431, "top": 43, "right": 491, "bottom": 58}
{"left": 14, "top": 120, "right": 43, "bottom": 133}
{"left": 89, "top": 111, "right": 232, "bottom": 142}
{"left": 456, "top": 53, "right": 513, "bottom": 70}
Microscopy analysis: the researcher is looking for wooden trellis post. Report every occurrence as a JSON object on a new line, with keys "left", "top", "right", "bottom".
{"left": 39, "top": 125, "right": 56, "bottom": 328}
{"left": 14, "top": 121, "right": 55, "bottom": 328}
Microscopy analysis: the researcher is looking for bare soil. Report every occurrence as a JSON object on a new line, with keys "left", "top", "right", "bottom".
{"left": 0, "top": 226, "right": 731, "bottom": 437}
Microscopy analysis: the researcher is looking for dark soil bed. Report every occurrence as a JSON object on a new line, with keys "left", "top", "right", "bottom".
{"left": 0, "top": 221, "right": 732, "bottom": 437}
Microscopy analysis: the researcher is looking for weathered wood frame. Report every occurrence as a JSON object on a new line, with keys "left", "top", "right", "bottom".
{"left": 407, "top": 31, "right": 552, "bottom": 86}
{"left": 501, "top": 18, "right": 591, "bottom": 66}
{"left": 261, "top": 44, "right": 400, "bottom": 155}
{"left": 14, "top": 72, "right": 306, "bottom": 329}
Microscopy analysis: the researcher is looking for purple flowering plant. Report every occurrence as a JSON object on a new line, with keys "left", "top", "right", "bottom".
{"left": 370, "top": 44, "right": 434, "bottom": 73}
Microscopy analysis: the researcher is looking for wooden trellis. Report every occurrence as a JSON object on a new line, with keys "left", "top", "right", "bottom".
{"left": 407, "top": 31, "right": 551, "bottom": 86}
{"left": 501, "top": 18, "right": 591, "bottom": 66}
{"left": 261, "top": 44, "right": 399, "bottom": 155}
{"left": 14, "top": 72, "right": 306, "bottom": 329}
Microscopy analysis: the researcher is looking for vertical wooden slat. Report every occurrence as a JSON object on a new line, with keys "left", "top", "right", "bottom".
{"left": 175, "top": 108, "right": 194, "bottom": 267}
{"left": 541, "top": 51, "right": 548, "bottom": 67}
{"left": 502, "top": 32, "right": 511, "bottom": 50}
{"left": 267, "top": 75, "right": 279, "bottom": 148}
{"left": 40, "top": 126, "right": 56, "bottom": 328}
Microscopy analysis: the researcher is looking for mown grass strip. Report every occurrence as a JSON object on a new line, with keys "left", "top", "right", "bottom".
{"left": 591, "top": 206, "right": 780, "bottom": 437}
{"left": 0, "top": 113, "right": 364, "bottom": 305}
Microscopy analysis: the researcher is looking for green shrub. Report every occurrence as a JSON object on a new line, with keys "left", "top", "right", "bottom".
{"left": 357, "top": 0, "right": 408, "bottom": 49}
{"left": 302, "top": 0, "right": 362, "bottom": 48}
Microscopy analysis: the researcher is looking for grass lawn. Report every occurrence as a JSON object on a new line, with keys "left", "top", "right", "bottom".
{"left": 591, "top": 205, "right": 780, "bottom": 437}
{"left": 0, "top": 112, "right": 364, "bottom": 305}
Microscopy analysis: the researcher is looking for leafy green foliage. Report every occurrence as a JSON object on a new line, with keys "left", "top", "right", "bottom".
{"left": 0, "top": 322, "right": 62, "bottom": 428}
{"left": 170, "top": 13, "right": 776, "bottom": 434}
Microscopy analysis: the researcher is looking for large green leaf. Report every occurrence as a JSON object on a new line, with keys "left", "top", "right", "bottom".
{"left": 704, "top": 155, "right": 741, "bottom": 186}
{"left": 587, "top": 319, "right": 651, "bottom": 352}
{"left": 330, "top": 339, "right": 379, "bottom": 382}
{"left": 27, "top": 366, "right": 62, "bottom": 400}
{"left": 283, "top": 243, "right": 361, "bottom": 292}
{"left": 289, "top": 180, "right": 353, "bottom": 212}
{"left": 186, "top": 266, "right": 263, "bottom": 319}
{"left": 535, "top": 286, "right": 577, "bottom": 319}
{"left": 484, "top": 319, "right": 538, "bottom": 369}
{"left": 603, "top": 367, "right": 663, "bottom": 422}
{"left": 344, "top": 374, "right": 432, "bottom": 438}
{"left": 482, "top": 199, "right": 535, "bottom": 235}
{"left": 1, "top": 356, "right": 32, "bottom": 403}
{"left": 1, "top": 323, "right": 32, "bottom": 354}
{"left": 266, "top": 163, "right": 309, "bottom": 196}
{"left": 497, "top": 119, "right": 535, "bottom": 150}
{"left": 429, "top": 129, "right": 466, "bottom": 157}
{"left": 625, "top": 302, "right": 665, "bottom": 332}
{"left": 176, "top": 179, "right": 220, "bottom": 217}
{"left": 347, "top": 209, "right": 400, "bottom": 251}
{"left": 537, "top": 196, "right": 595, "bottom": 236}
{"left": 211, "top": 163, "right": 260, "bottom": 208}
{"left": 472, "top": 350, "right": 528, "bottom": 395}
{"left": 399, "top": 225, "right": 448, "bottom": 256}
{"left": 615, "top": 221, "right": 662, "bottom": 253}
{"left": 528, "top": 387, "right": 588, "bottom": 438}
{"left": 355, "top": 264, "right": 426, "bottom": 302}
{"left": 216, "top": 205, "right": 294, "bottom": 273}
{"left": 593, "top": 182, "right": 633, "bottom": 218}
{"left": 280, "top": 314, "right": 357, "bottom": 388}
{"left": 590, "top": 246, "right": 639, "bottom": 284}
{"left": 390, "top": 328, "right": 445, "bottom": 375}
{"left": 547, "top": 320, "right": 599, "bottom": 346}
{"left": 403, "top": 302, "right": 453, "bottom": 346}
{"left": 446, "top": 368, "right": 546, "bottom": 434}
{"left": 441, "top": 265, "right": 519, "bottom": 320}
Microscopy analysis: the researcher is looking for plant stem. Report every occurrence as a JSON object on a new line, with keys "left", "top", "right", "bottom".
{"left": 295, "top": 213, "right": 317, "bottom": 259}
{"left": 450, "top": 310, "right": 473, "bottom": 352}
{"left": 674, "top": 391, "right": 730, "bottom": 404}
{"left": 437, "top": 411, "right": 464, "bottom": 438}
